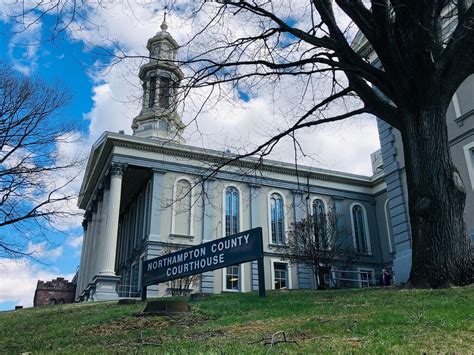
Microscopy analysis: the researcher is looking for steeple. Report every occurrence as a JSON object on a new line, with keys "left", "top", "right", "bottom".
{"left": 131, "top": 15, "right": 185, "bottom": 143}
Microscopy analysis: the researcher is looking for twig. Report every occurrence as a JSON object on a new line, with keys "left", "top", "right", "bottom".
{"left": 264, "top": 331, "right": 299, "bottom": 353}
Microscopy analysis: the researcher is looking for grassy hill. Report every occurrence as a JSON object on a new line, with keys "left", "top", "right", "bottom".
{"left": 0, "top": 287, "right": 473, "bottom": 353}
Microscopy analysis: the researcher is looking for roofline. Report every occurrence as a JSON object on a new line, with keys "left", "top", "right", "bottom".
{"left": 78, "top": 132, "right": 385, "bottom": 209}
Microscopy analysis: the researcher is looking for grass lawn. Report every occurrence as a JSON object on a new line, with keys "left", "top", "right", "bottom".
{"left": 0, "top": 287, "right": 473, "bottom": 353}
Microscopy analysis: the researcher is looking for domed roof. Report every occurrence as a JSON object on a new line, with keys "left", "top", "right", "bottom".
{"left": 146, "top": 16, "right": 179, "bottom": 51}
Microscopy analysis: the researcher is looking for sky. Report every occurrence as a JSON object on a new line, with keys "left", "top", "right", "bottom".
{"left": 0, "top": 1, "right": 380, "bottom": 311}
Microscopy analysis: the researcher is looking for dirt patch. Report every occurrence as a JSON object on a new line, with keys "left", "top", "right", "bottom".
{"left": 80, "top": 312, "right": 211, "bottom": 337}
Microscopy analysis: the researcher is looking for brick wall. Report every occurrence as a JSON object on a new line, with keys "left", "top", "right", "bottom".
{"left": 33, "top": 277, "right": 76, "bottom": 307}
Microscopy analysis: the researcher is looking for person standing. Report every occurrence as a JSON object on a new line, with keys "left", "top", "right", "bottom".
{"left": 380, "top": 269, "right": 392, "bottom": 286}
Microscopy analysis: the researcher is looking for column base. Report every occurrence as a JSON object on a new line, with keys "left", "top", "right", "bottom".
{"left": 85, "top": 283, "right": 96, "bottom": 301}
{"left": 92, "top": 274, "right": 121, "bottom": 301}
{"left": 81, "top": 288, "right": 91, "bottom": 302}
{"left": 98, "top": 270, "right": 118, "bottom": 277}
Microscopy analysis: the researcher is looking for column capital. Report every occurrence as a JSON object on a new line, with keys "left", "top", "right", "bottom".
{"left": 109, "top": 162, "right": 127, "bottom": 177}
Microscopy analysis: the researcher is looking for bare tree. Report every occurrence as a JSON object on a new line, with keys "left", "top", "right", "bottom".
{"left": 281, "top": 209, "right": 356, "bottom": 289}
{"left": 0, "top": 65, "right": 80, "bottom": 258}
{"left": 156, "top": 0, "right": 473, "bottom": 288}
{"left": 161, "top": 246, "right": 202, "bottom": 296}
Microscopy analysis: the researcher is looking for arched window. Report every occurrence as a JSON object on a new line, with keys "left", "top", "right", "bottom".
{"left": 225, "top": 187, "right": 239, "bottom": 236}
{"left": 351, "top": 204, "right": 370, "bottom": 254}
{"left": 270, "top": 193, "right": 285, "bottom": 245}
{"left": 148, "top": 76, "right": 156, "bottom": 108}
{"left": 313, "top": 199, "right": 327, "bottom": 249}
{"left": 384, "top": 200, "right": 394, "bottom": 253}
{"left": 224, "top": 187, "right": 241, "bottom": 291}
{"left": 159, "top": 76, "right": 171, "bottom": 108}
{"left": 49, "top": 299, "right": 57, "bottom": 305}
{"left": 174, "top": 179, "right": 192, "bottom": 235}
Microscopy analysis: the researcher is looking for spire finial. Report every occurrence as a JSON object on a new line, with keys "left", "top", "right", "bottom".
{"left": 161, "top": 11, "right": 168, "bottom": 32}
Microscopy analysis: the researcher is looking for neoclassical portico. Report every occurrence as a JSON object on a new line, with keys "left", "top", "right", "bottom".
{"left": 75, "top": 162, "right": 126, "bottom": 301}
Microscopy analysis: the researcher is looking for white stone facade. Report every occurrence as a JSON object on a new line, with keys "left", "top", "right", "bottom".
{"left": 75, "top": 21, "right": 397, "bottom": 301}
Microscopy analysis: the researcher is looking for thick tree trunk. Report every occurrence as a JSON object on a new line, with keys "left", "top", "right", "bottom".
{"left": 402, "top": 105, "right": 473, "bottom": 287}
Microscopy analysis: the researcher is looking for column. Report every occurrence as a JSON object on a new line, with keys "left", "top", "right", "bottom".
{"left": 293, "top": 190, "right": 312, "bottom": 289}
{"left": 201, "top": 179, "right": 215, "bottom": 293}
{"left": 250, "top": 184, "right": 261, "bottom": 291}
{"left": 90, "top": 198, "right": 103, "bottom": 281}
{"left": 93, "top": 162, "right": 125, "bottom": 301}
{"left": 84, "top": 204, "right": 98, "bottom": 293}
{"left": 99, "top": 163, "right": 125, "bottom": 275}
{"left": 79, "top": 213, "right": 92, "bottom": 296}
{"left": 75, "top": 218, "right": 89, "bottom": 300}
{"left": 89, "top": 207, "right": 101, "bottom": 283}
{"left": 95, "top": 183, "right": 110, "bottom": 275}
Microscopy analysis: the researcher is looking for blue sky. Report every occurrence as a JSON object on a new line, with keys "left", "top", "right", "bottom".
{"left": 0, "top": 15, "right": 96, "bottom": 311}
{"left": 0, "top": 3, "right": 381, "bottom": 311}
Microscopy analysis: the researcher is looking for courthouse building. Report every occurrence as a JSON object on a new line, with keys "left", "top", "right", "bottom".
{"left": 75, "top": 20, "right": 473, "bottom": 301}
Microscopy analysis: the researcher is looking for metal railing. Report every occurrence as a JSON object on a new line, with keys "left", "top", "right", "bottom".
{"left": 327, "top": 269, "right": 384, "bottom": 288}
{"left": 117, "top": 284, "right": 141, "bottom": 298}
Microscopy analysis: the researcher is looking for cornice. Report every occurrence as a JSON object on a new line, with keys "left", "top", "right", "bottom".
{"left": 79, "top": 132, "right": 386, "bottom": 210}
{"left": 109, "top": 136, "right": 379, "bottom": 187}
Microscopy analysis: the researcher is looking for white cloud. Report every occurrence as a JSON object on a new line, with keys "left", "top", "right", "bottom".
{"left": 7, "top": 16, "right": 42, "bottom": 75}
{"left": 26, "top": 242, "right": 63, "bottom": 260}
{"left": 66, "top": 235, "right": 82, "bottom": 249}
{"left": 0, "top": 258, "right": 74, "bottom": 309}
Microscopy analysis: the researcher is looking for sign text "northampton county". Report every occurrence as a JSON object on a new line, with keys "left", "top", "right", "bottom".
{"left": 142, "top": 228, "right": 263, "bottom": 286}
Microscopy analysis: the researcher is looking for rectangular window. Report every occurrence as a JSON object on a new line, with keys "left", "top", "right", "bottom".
{"left": 225, "top": 265, "right": 239, "bottom": 291}
{"left": 159, "top": 77, "right": 171, "bottom": 108}
{"left": 274, "top": 263, "right": 288, "bottom": 290}
{"left": 148, "top": 77, "right": 156, "bottom": 108}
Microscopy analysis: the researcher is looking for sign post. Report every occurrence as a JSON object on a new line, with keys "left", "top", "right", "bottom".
{"left": 141, "top": 227, "right": 265, "bottom": 300}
